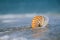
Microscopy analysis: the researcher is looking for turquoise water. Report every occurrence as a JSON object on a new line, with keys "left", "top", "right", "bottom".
{"left": 0, "top": 0, "right": 60, "bottom": 14}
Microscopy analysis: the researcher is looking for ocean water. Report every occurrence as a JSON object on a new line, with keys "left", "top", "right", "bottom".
{"left": 0, "top": 0, "right": 60, "bottom": 40}
{"left": 0, "top": 15, "right": 60, "bottom": 40}
{"left": 0, "top": 0, "right": 60, "bottom": 14}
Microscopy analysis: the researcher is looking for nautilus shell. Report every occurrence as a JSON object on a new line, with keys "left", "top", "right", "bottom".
{"left": 32, "top": 16, "right": 49, "bottom": 29}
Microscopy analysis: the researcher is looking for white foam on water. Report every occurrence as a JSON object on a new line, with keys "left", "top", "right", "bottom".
{"left": 0, "top": 14, "right": 50, "bottom": 25}
{"left": 2, "top": 20, "right": 18, "bottom": 23}
{"left": 0, "top": 35, "right": 9, "bottom": 40}
{"left": 12, "top": 37, "right": 27, "bottom": 40}
{"left": 0, "top": 13, "right": 50, "bottom": 19}
{"left": 0, "top": 14, "right": 37, "bottom": 19}
{"left": 0, "top": 35, "right": 28, "bottom": 40}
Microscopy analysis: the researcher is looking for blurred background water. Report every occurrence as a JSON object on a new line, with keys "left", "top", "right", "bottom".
{"left": 0, "top": 0, "right": 60, "bottom": 40}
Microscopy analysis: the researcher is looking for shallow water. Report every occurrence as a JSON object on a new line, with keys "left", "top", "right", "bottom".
{"left": 0, "top": 16, "right": 60, "bottom": 40}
